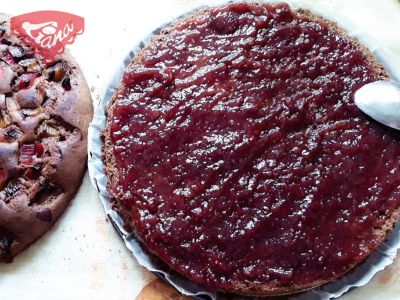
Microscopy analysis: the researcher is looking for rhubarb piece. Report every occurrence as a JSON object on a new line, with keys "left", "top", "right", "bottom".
{"left": 47, "top": 63, "right": 65, "bottom": 82}
{"left": 5, "top": 97, "right": 19, "bottom": 111}
{"left": 18, "top": 73, "right": 40, "bottom": 90}
{"left": 37, "top": 122, "right": 60, "bottom": 138}
{"left": 21, "top": 107, "right": 44, "bottom": 118}
{"left": 0, "top": 110, "right": 10, "bottom": 128}
{"left": 0, "top": 125, "right": 23, "bottom": 143}
{"left": 24, "top": 164, "right": 41, "bottom": 180}
{"left": 19, "top": 143, "right": 35, "bottom": 166}
{"left": 19, "top": 142, "right": 44, "bottom": 166}
{"left": 19, "top": 59, "right": 40, "bottom": 73}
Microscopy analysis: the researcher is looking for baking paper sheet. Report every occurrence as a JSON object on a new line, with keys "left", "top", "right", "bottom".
{"left": 88, "top": 1, "right": 400, "bottom": 299}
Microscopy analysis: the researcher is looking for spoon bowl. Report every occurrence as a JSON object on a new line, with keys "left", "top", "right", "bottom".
{"left": 354, "top": 81, "right": 400, "bottom": 130}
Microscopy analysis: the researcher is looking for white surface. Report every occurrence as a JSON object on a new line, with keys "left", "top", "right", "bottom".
{"left": 1, "top": 1, "right": 400, "bottom": 300}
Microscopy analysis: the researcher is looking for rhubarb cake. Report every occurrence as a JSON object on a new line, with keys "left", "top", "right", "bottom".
{"left": 0, "top": 14, "right": 92, "bottom": 262}
{"left": 103, "top": 2, "right": 400, "bottom": 295}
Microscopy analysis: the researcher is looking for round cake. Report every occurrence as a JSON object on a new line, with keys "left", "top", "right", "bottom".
{"left": 0, "top": 14, "right": 92, "bottom": 262}
{"left": 103, "top": 2, "right": 400, "bottom": 295}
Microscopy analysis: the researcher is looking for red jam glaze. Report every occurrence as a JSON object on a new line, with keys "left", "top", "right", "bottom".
{"left": 109, "top": 2, "right": 400, "bottom": 291}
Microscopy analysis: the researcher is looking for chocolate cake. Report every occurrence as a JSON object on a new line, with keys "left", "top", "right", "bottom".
{"left": 103, "top": 2, "right": 400, "bottom": 295}
{"left": 0, "top": 14, "right": 92, "bottom": 262}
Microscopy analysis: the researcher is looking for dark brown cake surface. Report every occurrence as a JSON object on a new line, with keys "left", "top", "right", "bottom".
{"left": 0, "top": 14, "right": 92, "bottom": 262}
{"left": 104, "top": 2, "right": 399, "bottom": 295}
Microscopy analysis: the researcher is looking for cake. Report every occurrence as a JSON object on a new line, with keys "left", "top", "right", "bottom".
{"left": 103, "top": 2, "right": 399, "bottom": 295}
{"left": 0, "top": 14, "right": 92, "bottom": 262}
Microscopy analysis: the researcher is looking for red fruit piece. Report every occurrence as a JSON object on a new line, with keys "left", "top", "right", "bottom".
{"left": 18, "top": 73, "right": 39, "bottom": 90}
{"left": 34, "top": 143, "right": 44, "bottom": 157}
{"left": 19, "top": 144, "right": 35, "bottom": 166}
{"left": 24, "top": 165, "right": 41, "bottom": 180}
{"left": 2, "top": 53, "right": 15, "bottom": 65}
{"left": 19, "top": 143, "right": 44, "bottom": 166}
{"left": 24, "top": 168, "right": 35, "bottom": 180}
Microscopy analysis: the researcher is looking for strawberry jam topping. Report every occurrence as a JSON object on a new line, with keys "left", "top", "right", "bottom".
{"left": 109, "top": 2, "right": 400, "bottom": 291}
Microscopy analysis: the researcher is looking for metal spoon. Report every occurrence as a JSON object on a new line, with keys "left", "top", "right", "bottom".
{"left": 354, "top": 81, "right": 400, "bottom": 130}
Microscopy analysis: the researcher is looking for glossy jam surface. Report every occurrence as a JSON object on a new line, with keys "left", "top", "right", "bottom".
{"left": 109, "top": 3, "right": 400, "bottom": 291}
